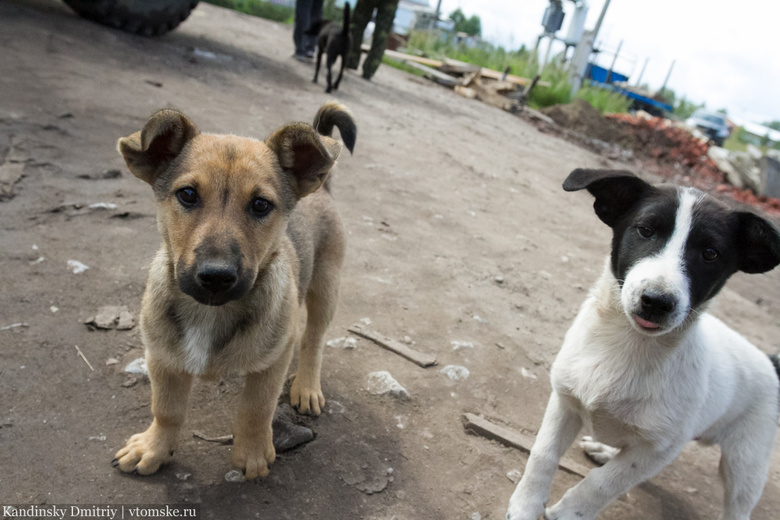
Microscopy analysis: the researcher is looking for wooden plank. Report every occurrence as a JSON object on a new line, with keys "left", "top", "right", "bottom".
{"left": 396, "top": 60, "right": 458, "bottom": 87}
{"left": 462, "top": 413, "right": 591, "bottom": 478}
{"left": 383, "top": 49, "right": 443, "bottom": 68}
{"left": 379, "top": 48, "right": 551, "bottom": 88}
{"left": 348, "top": 325, "right": 438, "bottom": 368}
{"left": 440, "top": 58, "right": 481, "bottom": 75}
{"left": 478, "top": 67, "right": 551, "bottom": 88}
{"left": 454, "top": 85, "right": 477, "bottom": 99}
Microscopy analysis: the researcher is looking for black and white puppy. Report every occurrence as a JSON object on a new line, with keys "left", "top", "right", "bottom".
{"left": 507, "top": 169, "right": 780, "bottom": 520}
{"left": 308, "top": 4, "right": 351, "bottom": 93}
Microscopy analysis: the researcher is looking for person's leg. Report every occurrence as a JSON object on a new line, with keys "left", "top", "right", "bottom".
{"left": 303, "top": 0, "right": 324, "bottom": 56}
{"left": 293, "top": 0, "right": 315, "bottom": 56}
{"left": 347, "top": 0, "right": 375, "bottom": 69}
{"left": 362, "top": 0, "right": 398, "bottom": 79}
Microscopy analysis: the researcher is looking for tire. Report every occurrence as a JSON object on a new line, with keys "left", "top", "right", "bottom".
{"left": 63, "top": 0, "right": 199, "bottom": 36}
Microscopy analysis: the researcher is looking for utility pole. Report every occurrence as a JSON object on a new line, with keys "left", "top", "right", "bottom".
{"left": 659, "top": 59, "right": 675, "bottom": 96}
{"left": 569, "top": 0, "right": 611, "bottom": 97}
{"left": 430, "top": 0, "right": 443, "bottom": 30}
{"left": 635, "top": 57, "right": 649, "bottom": 87}
{"left": 592, "top": 0, "right": 611, "bottom": 40}
{"left": 605, "top": 39, "right": 622, "bottom": 84}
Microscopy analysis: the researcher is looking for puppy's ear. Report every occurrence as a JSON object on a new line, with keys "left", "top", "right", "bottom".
{"left": 563, "top": 169, "right": 650, "bottom": 227}
{"left": 266, "top": 123, "right": 341, "bottom": 199}
{"left": 736, "top": 211, "right": 780, "bottom": 274}
{"left": 117, "top": 109, "right": 199, "bottom": 185}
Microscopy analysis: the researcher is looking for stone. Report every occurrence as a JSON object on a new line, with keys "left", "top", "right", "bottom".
{"left": 366, "top": 371, "right": 410, "bottom": 400}
{"left": 506, "top": 469, "right": 523, "bottom": 483}
{"left": 272, "top": 404, "right": 314, "bottom": 452}
{"left": 124, "top": 357, "right": 148, "bottom": 376}
{"left": 440, "top": 365, "right": 470, "bottom": 381}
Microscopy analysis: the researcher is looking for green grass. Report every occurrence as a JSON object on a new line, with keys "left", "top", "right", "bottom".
{"left": 574, "top": 85, "right": 631, "bottom": 115}
{"left": 381, "top": 56, "right": 428, "bottom": 78}
{"left": 723, "top": 127, "right": 749, "bottom": 152}
{"left": 204, "top": 0, "right": 295, "bottom": 24}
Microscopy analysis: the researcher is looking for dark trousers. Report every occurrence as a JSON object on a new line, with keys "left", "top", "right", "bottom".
{"left": 294, "top": 0, "right": 323, "bottom": 56}
{"left": 346, "top": 0, "right": 399, "bottom": 79}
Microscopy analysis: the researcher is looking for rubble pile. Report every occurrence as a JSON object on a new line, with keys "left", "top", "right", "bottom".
{"left": 606, "top": 113, "right": 780, "bottom": 214}
{"left": 606, "top": 113, "right": 725, "bottom": 187}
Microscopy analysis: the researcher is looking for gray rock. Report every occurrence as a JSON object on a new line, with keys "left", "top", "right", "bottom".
{"left": 86, "top": 305, "right": 135, "bottom": 330}
{"left": 224, "top": 469, "right": 244, "bottom": 483}
{"left": 124, "top": 357, "right": 148, "bottom": 376}
{"left": 440, "top": 365, "right": 470, "bottom": 381}
{"left": 273, "top": 404, "right": 314, "bottom": 452}
{"left": 506, "top": 469, "right": 523, "bottom": 483}
{"left": 366, "top": 371, "right": 410, "bottom": 400}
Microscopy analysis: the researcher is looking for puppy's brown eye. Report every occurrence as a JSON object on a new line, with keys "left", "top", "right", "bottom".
{"left": 176, "top": 187, "right": 198, "bottom": 208}
{"left": 637, "top": 226, "right": 654, "bottom": 238}
{"left": 702, "top": 248, "right": 719, "bottom": 261}
{"left": 250, "top": 197, "right": 273, "bottom": 218}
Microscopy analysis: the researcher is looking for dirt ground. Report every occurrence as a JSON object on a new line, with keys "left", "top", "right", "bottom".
{"left": 1, "top": 2, "right": 779, "bottom": 519}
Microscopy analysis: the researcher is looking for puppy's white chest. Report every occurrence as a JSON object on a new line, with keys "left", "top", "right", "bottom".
{"left": 182, "top": 315, "right": 217, "bottom": 375}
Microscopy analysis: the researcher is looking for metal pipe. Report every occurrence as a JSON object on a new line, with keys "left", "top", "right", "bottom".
{"left": 635, "top": 57, "right": 649, "bottom": 86}
{"left": 605, "top": 39, "right": 622, "bottom": 84}
{"left": 660, "top": 59, "right": 676, "bottom": 95}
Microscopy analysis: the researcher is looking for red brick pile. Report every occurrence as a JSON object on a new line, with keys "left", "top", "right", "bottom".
{"left": 606, "top": 113, "right": 780, "bottom": 215}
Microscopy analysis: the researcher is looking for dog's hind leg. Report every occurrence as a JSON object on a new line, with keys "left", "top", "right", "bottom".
{"left": 290, "top": 238, "right": 345, "bottom": 416}
{"left": 232, "top": 340, "right": 295, "bottom": 479}
{"left": 717, "top": 413, "right": 776, "bottom": 520}
{"left": 579, "top": 435, "right": 621, "bottom": 465}
{"left": 325, "top": 55, "right": 335, "bottom": 93}
{"left": 313, "top": 47, "right": 324, "bottom": 83}
{"left": 333, "top": 51, "right": 346, "bottom": 90}
{"left": 113, "top": 359, "right": 193, "bottom": 475}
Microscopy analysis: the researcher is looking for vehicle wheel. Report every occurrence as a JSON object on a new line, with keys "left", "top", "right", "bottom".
{"left": 63, "top": 0, "right": 199, "bottom": 36}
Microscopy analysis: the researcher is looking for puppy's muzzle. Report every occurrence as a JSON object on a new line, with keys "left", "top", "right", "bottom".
{"left": 633, "top": 290, "right": 679, "bottom": 331}
{"left": 178, "top": 258, "right": 250, "bottom": 306}
{"left": 197, "top": 263, "right": 238, "bottom": 293}
{"left": 640, "top": 291, "right": 676, "bottom": 316}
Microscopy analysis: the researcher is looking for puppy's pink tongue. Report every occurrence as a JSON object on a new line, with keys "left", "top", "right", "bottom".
{"left": 633, "top": 315, "right": 660, "bottom": 329}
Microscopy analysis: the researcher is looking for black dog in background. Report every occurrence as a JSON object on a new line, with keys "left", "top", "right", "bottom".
{"left": 307, "top": 4, "right": 351, "bottom": 93}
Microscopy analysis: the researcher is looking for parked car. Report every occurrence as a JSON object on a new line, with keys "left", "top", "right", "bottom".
{"left": 685, "top": 110, "right": 730, "bottom": 147}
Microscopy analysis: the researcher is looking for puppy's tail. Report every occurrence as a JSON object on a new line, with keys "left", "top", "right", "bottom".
{"left": 313, "top": 101, "right": 356, "bottom": 155}
{"left": 342, "top": 3, "right": 350, "bottom": 38}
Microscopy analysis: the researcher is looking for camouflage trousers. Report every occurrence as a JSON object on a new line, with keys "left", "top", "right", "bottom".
{"left": 346, "top": 0, "right": 399, "bottom": 79}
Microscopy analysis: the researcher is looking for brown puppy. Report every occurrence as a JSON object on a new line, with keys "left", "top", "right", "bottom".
{"left": 112, "top": 103, "right": 356, "bottom": 479}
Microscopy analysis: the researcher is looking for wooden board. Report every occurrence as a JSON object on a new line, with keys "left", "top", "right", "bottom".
{"left": 348, "top": 325, "right": 438, "bottom": 368}
{"left": 383, "top": 48, "right": 443, "bottom": 68}
{"left": 462, "top": 413, "right": 591, "bottom": 478}
{"left": 380, "top": 49, "right": 550, "bottom": 88}
{"left": 394, "top": 60, "right": 458, "bottom": 87}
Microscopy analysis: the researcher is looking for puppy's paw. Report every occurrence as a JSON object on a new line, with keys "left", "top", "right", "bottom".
{"left": 232, "top": 430, "right": 276, "bottom": 479}
{"left": 290, "top": 374, "right": 325, "bottom": 416}
{"left": 543, "top": 506, "right": 593, "bottom": 520}
{"left": 506, "top": 498, "right": 546, "bottom": 520}
{"left": 579, "top": 435, "right": 619, "bottom": 465}
{"left": 112, "top": 427, "right": 175, "bottom": 475}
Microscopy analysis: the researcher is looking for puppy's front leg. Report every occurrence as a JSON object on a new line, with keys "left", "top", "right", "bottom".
{"left": 113, "top": 358, "right": 193, "bottom": 474}
{"left": 544, "top": 442, "right": 684, "bottom": 520}
{"left": 507, "top": 392, "right": 583, "bottom": 520}
{"left": 232, "top": 344, "right": 294, "bottom": 479}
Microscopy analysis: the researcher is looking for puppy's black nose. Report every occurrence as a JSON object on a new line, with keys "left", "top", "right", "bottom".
{"left": 640, "top": 292, "right": 676, "bottom": 314}
{"left": 196, "top": 264, "right": 238, "bottom": 293}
